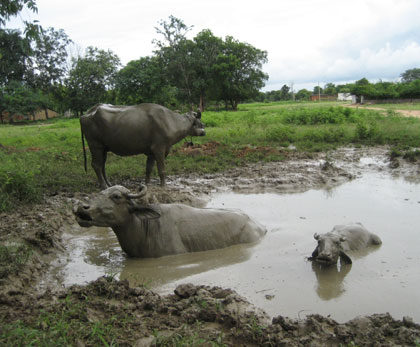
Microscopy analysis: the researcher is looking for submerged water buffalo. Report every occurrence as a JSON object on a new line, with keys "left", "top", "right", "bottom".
{"left": 309, "top": 223, "right": 382, "bottom": 265}
{"left": 73, "top": 185, "right": 267, "bottom": 258}
{"left": 80, "top": 103, "right": 205, "bottom": 188}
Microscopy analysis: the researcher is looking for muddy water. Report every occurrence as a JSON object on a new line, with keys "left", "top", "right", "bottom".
{"left": 60, "top": 171, "right": 420, "bottom": 323}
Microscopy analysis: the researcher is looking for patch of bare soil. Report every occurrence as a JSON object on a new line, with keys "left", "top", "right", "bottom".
{"left": 345, "top": 104, "right": 420, "bottom": 118}
{"left": 1, "top": 146, "right": 420, "bottom": 345}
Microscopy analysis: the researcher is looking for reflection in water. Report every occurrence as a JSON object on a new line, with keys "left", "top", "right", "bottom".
{"left": 119, "top": 243, "right": 255, "bottom": 288}
{"left": 310, "top": 244, "right": 382, "bottom": 300}
{"left": 311, "top": 262, "right": 352, "bottom": 300}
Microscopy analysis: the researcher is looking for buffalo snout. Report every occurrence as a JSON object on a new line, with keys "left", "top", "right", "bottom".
{"left": 73, "top": 202, "right": 94, "bottom": 227}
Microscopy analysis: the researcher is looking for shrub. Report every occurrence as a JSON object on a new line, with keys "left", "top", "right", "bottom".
{"left": 266, "top": 125, "right": 295, "bottom": 142}
{"left": 0, "top": 170, "right": 41, "bottom": 211}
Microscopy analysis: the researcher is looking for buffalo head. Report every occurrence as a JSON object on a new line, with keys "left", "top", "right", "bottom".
{"left": 185, "top": 112, "right": 205, "bottom": 137}
{"left": 310, "top": 232, "right": 352, "bottom": 265}
{"left": 73, "top": 185, "right": 160, "bottom": 228}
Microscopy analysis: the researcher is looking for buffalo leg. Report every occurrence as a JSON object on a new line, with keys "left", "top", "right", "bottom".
{"left": 154, "top": 150, "right": 166, "bottom": 187}
{"left": 90, "top": 147, "right": 108, "bottom": 189}
{"left": 102, "top": 151, "right": 112, "bottom": 187}
{"left": 145, "top": 155, "right": 155, "bottom": 184}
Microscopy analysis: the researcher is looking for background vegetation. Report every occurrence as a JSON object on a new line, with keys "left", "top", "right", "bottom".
{"left": 1, "top": 2, "right": 267, "bottom": 120}
{"left": 2, "top": 101, "right": 420, "bottom": 212}
{"left": 258, "top": 71, "right": 420, "bottom": 103}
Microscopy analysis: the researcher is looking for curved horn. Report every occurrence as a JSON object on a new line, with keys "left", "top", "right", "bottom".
{"left": 126, "top": 184, "right": 148, "bottom": 199}
{"left": 314, "top": 233, "right": 320, "bottom": 240}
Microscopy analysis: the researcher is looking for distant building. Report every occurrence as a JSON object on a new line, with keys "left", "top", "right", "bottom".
{"left": 337, "top": 93, "right": 353, "bottom": 101}
{"left": 310, "top": 94, "right": 337, "bottom": 101}
{"left": 1, "top": 109, "right": 59, "bottom": 123}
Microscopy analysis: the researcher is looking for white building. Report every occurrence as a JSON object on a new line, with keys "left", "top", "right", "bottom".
{"left": 337, "top": 93, "right": 353, "bottom": 101}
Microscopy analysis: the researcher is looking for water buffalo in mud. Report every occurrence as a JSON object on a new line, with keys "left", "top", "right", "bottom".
{"left": 73, "top": 185, "right": 267, "bottom": 258}
{"left": 80, "top": 103, "right": 205, "bottom": 188}
{"left": 309, "top": 223, "right": 382, "bottom": 265}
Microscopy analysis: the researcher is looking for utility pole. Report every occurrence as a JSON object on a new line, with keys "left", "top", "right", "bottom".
{"left": 290, "top": 82, "right": 295, "bottom": 102}
{"left": 318, "top": 82, "right": 321, "bottom": 102}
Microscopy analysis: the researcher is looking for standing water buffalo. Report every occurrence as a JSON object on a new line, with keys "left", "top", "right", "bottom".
{"left": 309, "top": 223, "right": 382, "bottom": 265}
{"left": 80, "top": 103, "right": 205, "bottom": 188}
{"left": 73, "top": 185, "right": 267, "bottom": 258}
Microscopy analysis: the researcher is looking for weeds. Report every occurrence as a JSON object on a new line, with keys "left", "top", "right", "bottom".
{"left": 0, "top": 169, "right": 41, "bottom": 211}
{"left": 0, "top": 243, "right": 32, "bottom": 276}
{"left": 0, "top": 297, "right": 129, "bottom": 346}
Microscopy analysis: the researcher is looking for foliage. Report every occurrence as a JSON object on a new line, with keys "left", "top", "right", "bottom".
{"left": 0, "top": 0, "right": 40, "bottom": 40}
{"left": 0, "top": 243, "right": 32, "bottom": 275}
{"left": 212, "top": 36, "right": 268, "bottom": 110}
{"left": 0, "top": 80, "right": 47, "bottom": 123}
{"left": 401, "top": 68, "right": 420, "bottom": 83}
{"left": 295, "top": 88, "right": 312, "bottom": 101}
{"left": 153, "top": 16, "right": 267, "bottom": 110}
{"left": 0, "top": 25, "right": 71, "bottom": 120}
{"left": 66, "top": 46, "right": 121, "bottom": 115}
{"left": 191, "top": 29, "right": 224, "bottom": 110}
{"left": 0, "top": 167, "right": 41, "bottom": 211}
{"left": 0, "top": 29, "right": 31, "bottom": 86}
{"left": 115, "top": 56, "right": 175, "bottom": 106}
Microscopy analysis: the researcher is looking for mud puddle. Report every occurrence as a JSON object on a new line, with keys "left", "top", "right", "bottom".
{"left": 57, "top": 169, "right": 420, "bottom": 323}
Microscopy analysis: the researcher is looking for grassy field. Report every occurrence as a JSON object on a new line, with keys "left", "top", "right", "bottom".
{"left": 1, "top": 102, "right": 420, "bottom": 211}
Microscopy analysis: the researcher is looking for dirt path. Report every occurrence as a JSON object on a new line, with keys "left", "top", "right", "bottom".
{"left": 346, "top": 104, "right": 420, "bottom": 118}
{"left": 1, "top": 146, "right": 420, "bottom": 346}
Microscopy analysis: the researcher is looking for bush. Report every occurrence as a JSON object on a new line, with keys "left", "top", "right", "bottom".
{"left": 266, "top": 125, "right": 295, "bottom": 142}
{"left": 0, "top": 170, "right": 41, "bottom": 211}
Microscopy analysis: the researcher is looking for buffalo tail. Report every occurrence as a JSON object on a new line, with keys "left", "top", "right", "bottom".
{"left": 81, "top": 127, "right": 87, "bottom": 173}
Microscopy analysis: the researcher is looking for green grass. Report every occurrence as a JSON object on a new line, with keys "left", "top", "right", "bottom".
{"left": 1, "top": 102, "right": 420, "bottom": 211}
{"left": 0, "top": 243, "right": 32, "bottom": 277}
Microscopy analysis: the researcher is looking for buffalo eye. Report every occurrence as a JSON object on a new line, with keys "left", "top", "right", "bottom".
{"left": 111, "top": 193, "right": 122, "bottom": 201}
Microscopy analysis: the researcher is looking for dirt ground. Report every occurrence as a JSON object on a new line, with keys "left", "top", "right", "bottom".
{"left": 346, "top": 104, "right": 420, "bottom": 118}
{"left": 1, "top": 146, "right": 420, "bottom": 346}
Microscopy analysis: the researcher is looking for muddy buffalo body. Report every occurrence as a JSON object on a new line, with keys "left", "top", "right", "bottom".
{"left": 310, "top": 223, "right": 382, "bottom": 265}
{"left": 73, "top": 185, "right": 267, "bottom": 258}
{"left": 80, "top": 103, "right": 205, "bottom": 188}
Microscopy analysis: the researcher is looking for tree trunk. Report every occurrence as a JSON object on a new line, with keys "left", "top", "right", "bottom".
{"left": 44, "top": 108, "right": 49, "bottom": 120}
{"left": 199, "top": 94, "right": 204, "bottom": 112}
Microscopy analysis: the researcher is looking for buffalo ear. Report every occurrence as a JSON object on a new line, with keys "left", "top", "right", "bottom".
{"left": 339, "top": 251, "right": 352, "bottom": 264}
{"left": 129, "top": 205, "right": 161, "bottom": 220}
{"left": 310, "top": 247, "right": 319, "bottom": 260}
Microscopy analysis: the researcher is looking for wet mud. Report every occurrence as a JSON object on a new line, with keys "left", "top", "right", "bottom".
{"left": 1, "top": 146, "right": 420, "bottom": 345}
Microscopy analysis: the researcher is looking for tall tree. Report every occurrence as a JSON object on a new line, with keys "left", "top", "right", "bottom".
{"left": 323, "top": 82, "right": 337, "bottom": 95}
{"left": 212, "top": 36, "right": 268, "bottom": 110}
{"left": 153, "top": 16, "right": 195, "bottom": 106}
{"left": 0, "top": 29, "right": 31, "bottom": 86}
{"left": 280, "top": 84, "right": 290, "bottom": 100}
{"left": 0, "top": 0, "right": 40, "bottom": 40}
{"left": 295, "top": 88, "right": 311, "bottom": 101}
{"left": 115, "top": 56, "right": 175, "bottom": 106}
{"left": 401, "top": 68, "right": 420, "bottom": 83}
{"left": 191, "top": 29, "right": 223, "bottom": 110}
{"left": 66, "top": 47, "right": 121, "bottom": 115}
{"left": 28, "top": 27, "right": 71, "bottom": 117}
{"left": 313, "top": 85, "right": 323, "bottom": 95}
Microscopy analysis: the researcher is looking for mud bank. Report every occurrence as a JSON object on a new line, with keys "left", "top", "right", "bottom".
{"left": 1, "top": 146, "right": 420, "bottom": 345}
{"left": 2, "top": 278, "right": 420, "bottom": 346}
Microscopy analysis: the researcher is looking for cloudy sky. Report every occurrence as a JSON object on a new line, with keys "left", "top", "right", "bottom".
{"left": 9, "top": 0, "right": 420, "bottom": 91}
